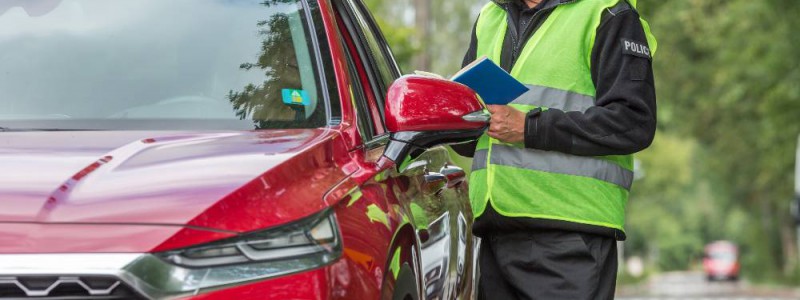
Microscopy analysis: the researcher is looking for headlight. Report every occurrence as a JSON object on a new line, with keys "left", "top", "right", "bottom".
{"left": 158, "top": 209, "right": 340, "bottom": 268}
{"left": 125, "top": 210, "right": 342, "bottom": 297}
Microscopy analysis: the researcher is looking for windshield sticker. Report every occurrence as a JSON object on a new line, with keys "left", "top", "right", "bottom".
{"left": 282, "top": 89, "right": 310, "bottom": 106}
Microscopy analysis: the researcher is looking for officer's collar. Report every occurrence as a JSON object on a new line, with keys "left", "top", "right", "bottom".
{"left": 492, "top": 0, "right": 578, "bottom": 11}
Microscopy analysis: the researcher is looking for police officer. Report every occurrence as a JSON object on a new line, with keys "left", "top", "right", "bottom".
{"left": 453, "top": 0, "right": 657, "bottom": 298}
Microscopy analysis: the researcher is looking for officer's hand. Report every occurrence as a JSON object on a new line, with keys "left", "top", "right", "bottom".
{"left": 486, "top": 105, "right": 525, "bottom": 144}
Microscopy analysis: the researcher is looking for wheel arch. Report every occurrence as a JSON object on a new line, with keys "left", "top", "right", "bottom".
{"left": 380, "top": 223, "right": 422, "bottom": 300}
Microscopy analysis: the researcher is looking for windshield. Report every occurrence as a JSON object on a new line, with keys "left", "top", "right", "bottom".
{"left": 0, "top": 0, "right": 328, "bottom": 130}
{"left": 708, "top": 252, "right": 737, "bottom": 262}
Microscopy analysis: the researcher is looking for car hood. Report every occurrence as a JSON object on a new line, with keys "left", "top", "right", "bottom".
{"left": 0, "top": 129, "right": 349, "bottom": 232}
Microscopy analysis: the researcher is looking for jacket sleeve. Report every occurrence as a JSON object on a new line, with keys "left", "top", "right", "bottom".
{"left": 451, "top": 18, "right": 480, "bottom": 158}
{"left": 523, "top": 7, "right": 657, "bottom": 156}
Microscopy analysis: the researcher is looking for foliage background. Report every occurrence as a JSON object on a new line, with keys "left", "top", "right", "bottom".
{"left": 364, "top": 0, "right": 800, "bottom": 283}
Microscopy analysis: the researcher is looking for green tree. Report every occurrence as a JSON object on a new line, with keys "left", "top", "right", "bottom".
{"left": 363, "top": 0, "right": 484, "bottom": 75}
{"left": 638, "top": 0, "right": 800, "bottom": 280}
{"left": 362, "top": 0, "right": 419, "bottom": 72}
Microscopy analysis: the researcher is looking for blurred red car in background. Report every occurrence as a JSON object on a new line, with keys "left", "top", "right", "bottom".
{"left": 703, "top": 241, "right": 740, "bottom": 281}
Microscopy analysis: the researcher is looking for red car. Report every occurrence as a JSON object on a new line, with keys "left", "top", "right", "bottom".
{"left": 703, "top": 241, "right": 740, "bottom": 281}
{"left": 0, "top": 0, "right": 485, "bottom": 299}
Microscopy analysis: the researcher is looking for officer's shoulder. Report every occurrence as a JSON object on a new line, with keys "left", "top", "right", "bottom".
{"left": 600, "top": 1, "right": 639, "bottom": 26}
{"left": 602, "top": 1, "right": 638, "bottom": 18}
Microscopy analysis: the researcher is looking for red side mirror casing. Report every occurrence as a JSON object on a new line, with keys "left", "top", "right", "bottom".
{"left": 385, "top": 75, "right": 486, "bottom": 133}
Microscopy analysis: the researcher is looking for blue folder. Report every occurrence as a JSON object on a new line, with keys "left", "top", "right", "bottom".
{"left": 451, "top": 57, "right": 529, "bottom": 105}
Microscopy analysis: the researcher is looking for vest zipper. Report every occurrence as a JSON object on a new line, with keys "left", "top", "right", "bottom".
{"left": 505, "top": 4, "right": 520, "bottom": 70}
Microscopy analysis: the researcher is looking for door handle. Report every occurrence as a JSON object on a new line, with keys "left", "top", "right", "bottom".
{"left": 423, "top": 172, "right": 447, "bottom": 195}
{"left": 440, "top": 165, "right": 466, "bottom": 188}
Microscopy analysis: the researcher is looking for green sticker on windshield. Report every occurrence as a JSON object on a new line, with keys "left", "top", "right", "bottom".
{"left": 282, "top": 89, "right": 310, "bottom": 106}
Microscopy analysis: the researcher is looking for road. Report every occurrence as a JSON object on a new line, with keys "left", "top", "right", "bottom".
{"left": 616, "top": 271, "right": 800, "bottom": 300}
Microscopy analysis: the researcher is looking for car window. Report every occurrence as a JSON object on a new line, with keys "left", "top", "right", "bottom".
{"left": 340, "top": 0, "right": 401, "bottom": 127}
{"left": 0, "top": 0, "right": 330, "bottom": 130}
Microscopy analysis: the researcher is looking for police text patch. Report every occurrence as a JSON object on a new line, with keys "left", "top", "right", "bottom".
{"left": 621, "top": 38, "right": 651, "bottom": 59}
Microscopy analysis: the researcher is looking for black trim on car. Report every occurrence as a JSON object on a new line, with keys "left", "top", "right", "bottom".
{"left": 341, "top": 40, "right": 377, "bottom": 141}
{"left": 304, "top": 0, "right": 342, "bottom": 126}
{"left": 333, "top": 0, "right": 394, "bottom": 130}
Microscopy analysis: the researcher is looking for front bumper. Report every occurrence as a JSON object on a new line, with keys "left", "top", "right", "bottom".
{"left": 0, "top": 254, "right": 338, "bottom": 299}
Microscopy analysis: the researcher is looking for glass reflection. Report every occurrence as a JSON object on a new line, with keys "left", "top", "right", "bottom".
{"left": 228, "top": 0, "right": 324, "bottom": 129}
{"left": 0, "top": 0, "right": 325, "bottom": 130}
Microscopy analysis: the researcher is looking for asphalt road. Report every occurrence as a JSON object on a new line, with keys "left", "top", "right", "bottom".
{"left": 616, "top": 271, "right": 800, "bottom": 300}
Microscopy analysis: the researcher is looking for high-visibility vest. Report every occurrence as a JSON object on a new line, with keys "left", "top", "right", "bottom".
{"left": 469, "top": 0, "right": 657, "bottom": 234}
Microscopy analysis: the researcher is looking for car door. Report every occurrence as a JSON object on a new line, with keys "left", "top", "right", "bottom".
{"left": 332, "top": 0, "right": 477, "bottom": 299}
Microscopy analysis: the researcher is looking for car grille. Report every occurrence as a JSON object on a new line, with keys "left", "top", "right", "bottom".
{"left": 0, "top": 275, "right": 146, "bottom": 299}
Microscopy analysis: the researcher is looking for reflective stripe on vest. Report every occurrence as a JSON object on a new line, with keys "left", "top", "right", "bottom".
{"left": 491, "top": 145, "right": 633, "bottom": 190}
{"left": 472, "top": 149, "right": 488, "bottom": 172}
{"left": 514, "top": 84, "right": 595, "bottom": 112}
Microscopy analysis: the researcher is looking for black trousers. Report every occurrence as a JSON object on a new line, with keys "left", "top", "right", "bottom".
{"left": 478, "top": 230, "right": 618, "bottom": 300}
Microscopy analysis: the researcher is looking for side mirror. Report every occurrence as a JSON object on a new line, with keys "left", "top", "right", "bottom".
{"left": 381, "top": 75, "right": 488, "bottom": 165}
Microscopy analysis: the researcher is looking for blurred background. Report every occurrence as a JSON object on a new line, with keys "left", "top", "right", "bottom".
{"left": 363, "top": 0, "right": 800, "bottom": 297}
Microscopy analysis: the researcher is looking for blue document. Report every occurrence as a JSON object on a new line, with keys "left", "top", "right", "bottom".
{"left": 451, "top": 56, "right": 529, "bottom": 105}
